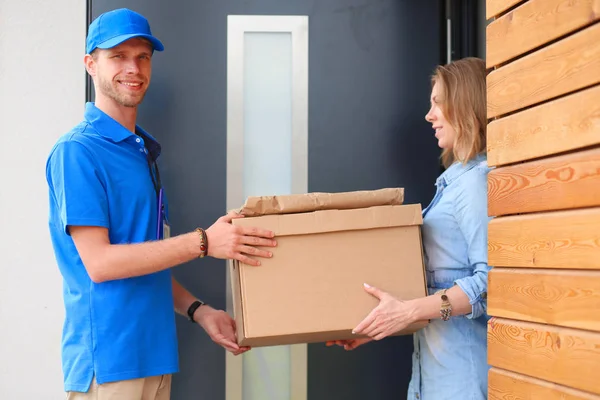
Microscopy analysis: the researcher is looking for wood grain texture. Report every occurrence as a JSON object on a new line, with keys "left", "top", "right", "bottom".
{"left": 488, "top": 207, "right": 600, "bottom": 269}
{"left": 487, "top": 0, "right": 600, "bottom": 68}
{"left": 488, "top": 318, "right": 600, "bottom": 395}
{"left": 487, "top": 147, "right": 600, "bottom": 216}
{"left": 487, "top": 0, "right": 527, "bottom": 20}
{"left": 487, "top": 22, "right": 600, "bottom": 119}
{"left": 487, "top": 84, "right": 600, "bottom": 167}
{"left": 488, "top": 268, "right": 600, "bottom": 331}
{"left": 489, "top": 367, "right": 600, "bottom": 400}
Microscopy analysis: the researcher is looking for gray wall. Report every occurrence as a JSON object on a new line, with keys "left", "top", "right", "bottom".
{"left": 90, "top": 1, "right": 444, "bottom": 399}
{"left": 0, "top": 0, "right": 86, "bottom": 398}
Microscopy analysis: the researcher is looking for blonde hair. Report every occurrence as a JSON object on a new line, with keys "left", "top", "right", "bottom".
{"left": 432, "top": 57, "right": 487, "bottom": 168}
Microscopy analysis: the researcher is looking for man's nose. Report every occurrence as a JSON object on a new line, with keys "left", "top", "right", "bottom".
{"left": 124, "top": 59, "right": 140, "bottom": 74}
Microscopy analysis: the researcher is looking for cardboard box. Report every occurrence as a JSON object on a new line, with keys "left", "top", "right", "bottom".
{"left": 230, "top": 189, "right": 428, "bottom": 347}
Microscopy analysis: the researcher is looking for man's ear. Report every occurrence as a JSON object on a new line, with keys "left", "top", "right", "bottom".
{"left": 84, "top": 54, "right": 96, "bottom": 77}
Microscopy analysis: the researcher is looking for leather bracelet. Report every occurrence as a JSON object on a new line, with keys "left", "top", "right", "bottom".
{"left": 195, "top": 228, "right": 208, "bottom": 258}
{"left": 187, "top": 299, "right": 205, "bottom": 322}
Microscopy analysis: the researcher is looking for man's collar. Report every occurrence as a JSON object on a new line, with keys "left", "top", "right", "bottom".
{"left": 136, "top": 126, "right": 162, "bottom": 162}
{"left": 84, "top": 102, "right": 132, "bottom": 142}
{"left": 84, "top": 102, "right": 161, "bottom": 161}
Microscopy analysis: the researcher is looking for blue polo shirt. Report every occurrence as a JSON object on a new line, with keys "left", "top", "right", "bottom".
{"left": 46, "top": 103, "right": 178, "bottom": 392}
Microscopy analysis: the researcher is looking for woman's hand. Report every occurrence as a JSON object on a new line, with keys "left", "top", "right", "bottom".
{"left": 326, "top": 338, "right": 373, "bottom": 351}
{"left": 353, "top": 283, "right": 418, "bottom": 340}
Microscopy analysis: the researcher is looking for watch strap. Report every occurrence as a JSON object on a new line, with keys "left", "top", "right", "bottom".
{"left": 435, "top": 289, "right": 452, "bottom": 321}
{"left": 187, "top": 299, "right": 205, "bottom": 322}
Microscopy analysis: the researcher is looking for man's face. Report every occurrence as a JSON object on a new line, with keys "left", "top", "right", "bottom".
{"left": 88, "top": 38, "right": 153, "bottom": 108}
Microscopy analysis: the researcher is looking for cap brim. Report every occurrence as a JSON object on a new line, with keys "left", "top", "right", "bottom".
{"left": 96, "top": 33, "right": 164, "bottom": 52}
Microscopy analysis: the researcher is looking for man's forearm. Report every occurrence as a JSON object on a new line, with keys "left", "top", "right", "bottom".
{"left": 89, "top": 232, "right": 202, "bottom": 282}
{"left": 72, "top": 212, "right": 276, "bottom": 283}
{"left": 172, "top": 278, "right": 218, "bottom": 327}
{"left": 172, "top": 277, "right": 199, "bottom": 317}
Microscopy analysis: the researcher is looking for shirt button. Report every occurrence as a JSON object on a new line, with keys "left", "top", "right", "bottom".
{"left": 416, "top": 394, "right": 420, "bottom": 399}
{"left": 139, "top": 148, "right": 144, "bottom": 153}
{"left": 136, "top": 138, "right": 141, "bottom": 143}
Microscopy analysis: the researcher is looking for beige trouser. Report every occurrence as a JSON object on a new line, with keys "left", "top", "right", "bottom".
{"left": 66, "top": 375, "right": 171, "bottom": 400}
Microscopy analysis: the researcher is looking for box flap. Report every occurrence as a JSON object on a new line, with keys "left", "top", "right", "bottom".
{"left": 233, "top": 204, "right": 422, "bottom": 237}
{"left": 236, "top": 188, "right": 404, "bottom": 217}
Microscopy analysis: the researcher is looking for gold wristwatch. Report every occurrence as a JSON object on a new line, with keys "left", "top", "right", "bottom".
{"left": 435, "top": 289, "right": 452, "bottom": 321}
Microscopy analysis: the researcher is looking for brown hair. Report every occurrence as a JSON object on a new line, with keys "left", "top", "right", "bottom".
{"left": 432, "top": 57, "right": 487, "bottom": 168}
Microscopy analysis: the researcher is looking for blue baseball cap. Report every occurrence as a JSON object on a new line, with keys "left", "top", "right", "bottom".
{"left": 86, "top": 8, "right": 164, "bottom": 54}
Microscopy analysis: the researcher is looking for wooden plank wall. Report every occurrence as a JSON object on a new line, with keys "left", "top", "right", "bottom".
{"left": 485, "top": 1, "right": 600, "bottom": 398}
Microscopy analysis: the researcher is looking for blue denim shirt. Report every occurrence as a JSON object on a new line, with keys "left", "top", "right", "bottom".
{"left": 407, "top": 154, "right": 492, "bottom": 400}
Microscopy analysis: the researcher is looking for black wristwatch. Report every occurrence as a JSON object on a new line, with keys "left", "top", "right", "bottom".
{"left": 187, "top": 300, "right": 205, "bottom": 322}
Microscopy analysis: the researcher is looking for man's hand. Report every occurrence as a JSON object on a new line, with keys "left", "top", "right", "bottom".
{"left": 205, "top": 211, "right": 277, "bottom": 266}
{"left": 352, "top": 283, "right": 418, "bottom": 340}
{"left": 194, "top": 305, "right": 250, "bottom": 356}
{"left": 325, "top": 338, "right": 373, "bottom": 351}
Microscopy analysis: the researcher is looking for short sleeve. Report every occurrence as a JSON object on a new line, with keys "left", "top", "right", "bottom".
{"left": 47, "top": 140, "right": 109, "bottom": 234}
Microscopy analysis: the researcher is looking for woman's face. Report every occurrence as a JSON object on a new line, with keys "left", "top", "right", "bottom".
{"left": 425, "top": 81, "right": 456, "bottom": 150}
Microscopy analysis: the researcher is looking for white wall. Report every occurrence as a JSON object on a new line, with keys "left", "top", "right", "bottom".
{"left": 0, "top": 0, "right": 85, "bottom": 398}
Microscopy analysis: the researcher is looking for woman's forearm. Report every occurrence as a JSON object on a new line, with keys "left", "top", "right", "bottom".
{"left": 410, "top": 285, "right": 473, "bottom": 321}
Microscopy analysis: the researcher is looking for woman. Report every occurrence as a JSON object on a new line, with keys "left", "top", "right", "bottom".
{"left": 329, "top": 57, "right": 491, "bottom": 400}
